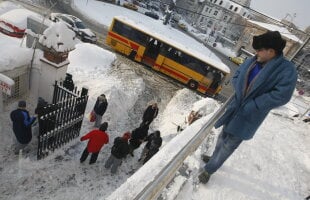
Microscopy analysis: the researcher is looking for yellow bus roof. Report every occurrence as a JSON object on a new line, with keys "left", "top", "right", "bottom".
{"left": 113, "top": 16, "right": 230, "bottom": 74}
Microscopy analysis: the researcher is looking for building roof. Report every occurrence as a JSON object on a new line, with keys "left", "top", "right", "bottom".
{"left": 0, "top": 8, "right": 41, "bottom": 30}
{"left": 248, "top": 20, "right": 303, "bottom": 43}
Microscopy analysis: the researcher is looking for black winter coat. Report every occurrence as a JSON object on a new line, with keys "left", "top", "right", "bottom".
{"left": 10, "top": 109, "right": 36, "bottom": 144}
{"left": 143, "top": 105, "right": 158, "bottom": 122}
{"left": 129, "top": 126, "right": 149, "bottom": 149}
{"left": 145, "top": 133, "right": 162, "bottom": 151}
{"left": 143, "top": 135, "right": 162, "bottom": 164}
{"left": 93, "top": 99, "right": 108, "bottom": 116}
{"left": 111, "top": 137, "right": 130, "bottom": 159}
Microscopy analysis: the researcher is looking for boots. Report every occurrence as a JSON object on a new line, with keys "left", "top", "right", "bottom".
{"left": 198, "top": 170, "right": 211, "bottom": 184}
{"left": 201, "top": 155, "right": 211, "bottom": 163}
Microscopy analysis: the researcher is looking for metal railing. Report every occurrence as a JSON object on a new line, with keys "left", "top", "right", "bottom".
{"left": 106, "top": 95, "right": 233, "bottom": 200}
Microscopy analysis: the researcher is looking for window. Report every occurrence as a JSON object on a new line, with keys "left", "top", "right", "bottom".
{"left": 200, "top": 17, "right": 204, "bottom": 22}
{"left": 223, "top": 16, "right": 227, "bottom": 21}
{"left": 112, "top": 20, "right": 148, "bottom": 45}
{"left": 234, "top": 7, "right": 238, "bottom": 12}
{"left": 219, "top": 1, "right": 223, "bottom": 5}
{"left": 209, "top": 9, "right": 212, "bottom": 13}
{"left": 214, "top": 0, "right": 217, "bottom": 3}
{"left": 243, "top": 12, "right": 246, "bottom": 16}
{"left": 214, "top": 10, "right": 218, "bottom": 16}
{"left": 207, "top": 20, "right": 213, "bottom": 28}
{"left": 229, "top": 5, "right": 233, "bottom": 10}
{"left": 204, "top": 7, "right": 209, "bottom": 13}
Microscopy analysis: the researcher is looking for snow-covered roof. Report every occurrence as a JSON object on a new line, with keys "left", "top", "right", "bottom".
{"left": 0, "top": 33, "right": 32, "bottom": 72}
{"left": 0, "top": 8, "right": 42, "bottom": 30}
{"left": 39, "top": 22, "right": 78, "bottom": 52}
{"left": 248, "top": 20, "right": 302, "bottom": 43}
{"left": 114, "top": 16, "right": 230, "bottom": 74}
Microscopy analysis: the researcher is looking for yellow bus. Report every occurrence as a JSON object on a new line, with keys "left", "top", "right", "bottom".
{"left": 106, "top": 16, "right": 230, "bottom": 96}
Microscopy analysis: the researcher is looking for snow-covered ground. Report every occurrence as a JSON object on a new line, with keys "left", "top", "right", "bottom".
{"left": 0, "top": 1, "right": 309, "bottom": 200}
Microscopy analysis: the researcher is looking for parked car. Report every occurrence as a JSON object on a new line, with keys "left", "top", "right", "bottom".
{"left": 229, "top": 56, "right": 245, "bottom": 65}
{"left": 144, "top": 12, "right": 159, "bottom": 20}
{"left": 123, "top": 2, "right": 138, "bottom": 11}
{"left": 49, "top": 13, "right": 97, "bottom": 43}
{"left": 178, "top": 22, "right": 188, "bottom": 31}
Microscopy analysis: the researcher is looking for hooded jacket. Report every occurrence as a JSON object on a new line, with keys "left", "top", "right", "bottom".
{"left": 10, "top": 109, "right": 36, "bottom": 144}
{"left": 215, "top": 54, "right": 297, "bottom": 140}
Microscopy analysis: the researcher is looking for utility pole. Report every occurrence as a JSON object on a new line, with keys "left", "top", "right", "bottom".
{"left": 289, "top": 35, "right": 310, "bottom": 62}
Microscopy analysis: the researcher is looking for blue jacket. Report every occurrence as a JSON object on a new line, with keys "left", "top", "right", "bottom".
{"left": 214, "top": 54, "right": 297, "bottom": 140}
{"left": 10, "top": 109, "right": 36, "bottom": 144}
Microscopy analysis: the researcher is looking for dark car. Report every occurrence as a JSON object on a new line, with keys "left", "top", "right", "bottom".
{"left": 144, "top": 12, "right": 159, "bottom": 20}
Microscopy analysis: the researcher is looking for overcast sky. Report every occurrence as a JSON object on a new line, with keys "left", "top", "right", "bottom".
{"left": 250, "top": 0, "right": 310, "bottom": 31}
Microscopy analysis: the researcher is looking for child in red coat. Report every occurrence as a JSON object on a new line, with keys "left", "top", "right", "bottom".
{"left": 80, "top": 122, "right": 109, "bottom": 164}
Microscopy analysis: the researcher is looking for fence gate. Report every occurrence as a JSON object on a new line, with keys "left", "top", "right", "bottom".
{"left": 36, "top": 80, "right": 88, "bottom": 160}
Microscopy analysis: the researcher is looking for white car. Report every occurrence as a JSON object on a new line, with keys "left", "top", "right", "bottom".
{"left": 50, "top": 13, "right": 96, "bottom": 43}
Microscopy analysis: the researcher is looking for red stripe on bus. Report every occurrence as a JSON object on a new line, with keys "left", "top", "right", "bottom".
{"left": 129, "top": 42, "right": 139, "bottom": 51}
{"left": 156, "top": 63, "right": 208, "bottom": 92}
{"left": 156, "top": 64, "right": 189, "bottom": 81}
{"left": 108, "top": 32, "right": 139, "bottom": 51}
{"left": 108, "top": 32, "right": 129, "bottom": 45}
{"left": 198, "top": 84, "right": 207, "bottom": 91}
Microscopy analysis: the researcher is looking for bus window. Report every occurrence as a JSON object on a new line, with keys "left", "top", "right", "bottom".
{"left": 112, "top": 20, "right": 148, "bottom": 45}
{"left": 131, "top": 29, "right": 148, "bottom": 45}
{"left": 112, "top": 20, "right": 132, "bottom": 39}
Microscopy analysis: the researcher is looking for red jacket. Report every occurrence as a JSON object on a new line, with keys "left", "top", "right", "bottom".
{"left": 81, "top": 130, "right": 109, "bottom": 153}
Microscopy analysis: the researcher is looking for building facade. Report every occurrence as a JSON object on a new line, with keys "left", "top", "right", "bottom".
{"left": 176, "top": 0, "right": 252, "bottom": 47}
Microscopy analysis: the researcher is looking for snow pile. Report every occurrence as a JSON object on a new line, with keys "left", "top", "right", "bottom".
{"left": 0, "top": 33, "right": 32, "bottom": 71}
{"left": 0, "top": 8, "right": 41, "bottom": 30}
{"left": 39, "top": 22, "right": 78, "bottom": 52}
{"left": 107, "top": 90, "right": 220, "bottom": 200}
{"left": 68, "top": 43, "right": 146, "bottom": 131}
{"left": 0, "top": 1, "right": 22, "bottom": 15}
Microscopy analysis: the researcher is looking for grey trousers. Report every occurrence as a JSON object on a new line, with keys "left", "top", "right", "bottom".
{"left": 13, "top": 138, "right": 28, "bottom": 154}
{"left": 105, "top": 154, "right": 122, "bottom": 173}
{"left": 94, "top": 113, "right": 102, "bottom": 128}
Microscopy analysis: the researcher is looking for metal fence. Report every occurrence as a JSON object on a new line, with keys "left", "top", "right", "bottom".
{"left": 36, "top": 80, "right": 88, "bottom": 160}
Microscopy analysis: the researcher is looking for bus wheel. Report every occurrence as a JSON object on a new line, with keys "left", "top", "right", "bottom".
{"left": 188, "top": 80, "right": 198, "bottom": 90}
{"left": 128, "top": 50, "right": 136, "bottom": 60}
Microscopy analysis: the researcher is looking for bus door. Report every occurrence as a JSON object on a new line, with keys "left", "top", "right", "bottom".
{"left": 142, "top": 38, "right": 161, "bottom": 67}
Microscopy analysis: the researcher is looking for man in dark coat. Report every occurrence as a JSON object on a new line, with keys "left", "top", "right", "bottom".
{"left": 80, "top": 122, "right": 109, "bottom": 164}
{"left": 138, "top": 130, "right": 162, "bottom": 164}
{"left": 199, "top": 31, "right": 297, "bottom": 184}
{"left": 105, "top": 132, "right": 130, "bottom": 173}
{"left": 10, "top": 100, "right": 36, "bottom": 154}
{"left": 141, "top": 103, "right": 158, "bottom": 126}
{"left": 93, "top": 94, "right": 108, "bottom": 127}
{"left": 129, "top": 124, "right": 149, "bottom": 156}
